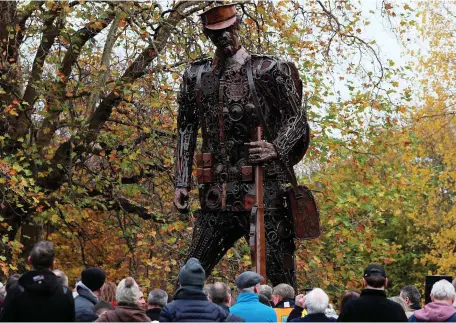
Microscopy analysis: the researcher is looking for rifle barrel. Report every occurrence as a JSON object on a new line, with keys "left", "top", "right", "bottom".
{"left": 255, "top": 126, "right": 267, "bottom": 281}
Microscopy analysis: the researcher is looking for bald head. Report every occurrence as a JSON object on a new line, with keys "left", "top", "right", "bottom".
{"left": 208, "top": 282, "right": 232, "bottom": 306}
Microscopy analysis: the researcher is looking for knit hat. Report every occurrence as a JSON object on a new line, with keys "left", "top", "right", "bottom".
{"left": 116, "top": 277, "right": 140, "bottom": 304}
{"left": 81, "top": 268, "right": 106, "bottom": 292}
{"left": 178, "top": 258, "right": 205, "bottom": 287}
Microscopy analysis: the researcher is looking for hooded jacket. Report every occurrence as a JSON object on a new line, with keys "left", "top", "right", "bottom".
{"left": 75, "top": 282, "right": 99, "bottom": 322}
{"left": 0, "top": 270, "right": 75, "bottom": 322}
{"left": 409, "top": 302, "right": 456, "bottom": 322}
{"left": 96, "top": 303, "right": 151, "bottom": 322}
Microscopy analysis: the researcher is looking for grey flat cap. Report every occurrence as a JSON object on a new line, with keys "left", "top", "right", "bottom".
{"left": 236, "top": 271, "right": 264, "bottom": 289}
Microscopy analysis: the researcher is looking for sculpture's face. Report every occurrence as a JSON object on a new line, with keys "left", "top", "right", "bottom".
{"left": 204, "top": 25, "right": 241, "bottom": 57}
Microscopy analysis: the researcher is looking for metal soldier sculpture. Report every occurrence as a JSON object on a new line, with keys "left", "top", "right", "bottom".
{"left": 174, "top": 4, "right": 318, "bottom": 287}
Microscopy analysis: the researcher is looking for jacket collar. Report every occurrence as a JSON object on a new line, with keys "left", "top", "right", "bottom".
{"left": 174, "top": 285, "right": 208, "bottom": 300}
{"left": 76, "top": 281, "right": 98, "bottom": 304}
{"left": 360, "top": 288, "right": 386, "bottom": 298}
{"left": 275, "top": 298, "right": 296, "bottom": 308}
{"left": 236, "top": 292, "right": 259, "bottom": 303}
{"left": 211, "top": 47, "right": 250, "bottom": 74}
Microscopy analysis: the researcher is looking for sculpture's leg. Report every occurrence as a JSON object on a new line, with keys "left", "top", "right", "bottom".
{"left": 186, "top": 210, "right": 249, "bottom": 278}
{"left": 264, "top": 207, "right": 296, "bottom": 288}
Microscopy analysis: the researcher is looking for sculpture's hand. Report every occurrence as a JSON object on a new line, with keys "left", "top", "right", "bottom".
{"left": 174, "top": 187, "right": 189, "bottom": 213}
{"left": 295, "top": 294, "right": 306, "bottom": 308}
{"left": 248, "top": 140, "right": 278, "bottom": 163}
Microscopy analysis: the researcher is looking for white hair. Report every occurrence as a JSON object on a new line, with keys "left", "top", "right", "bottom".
{"left": 305, "top": 288, "right": 329, "bottom": 314}
{"left": 431, "top": 280, "right": 455, "bottom": 301}
{"left": 116, "top": 277, "right": 140, "bottom": 304}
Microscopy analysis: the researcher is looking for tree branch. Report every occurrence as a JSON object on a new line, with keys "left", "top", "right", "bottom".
{"left": 35, "top": 11, "right": 116, "bottom": 148}
{"left": 17, "top": 8, "right": 64, "bottom": 138}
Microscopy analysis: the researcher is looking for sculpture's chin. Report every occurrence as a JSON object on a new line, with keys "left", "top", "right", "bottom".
{"left": 221, "top": 45, "right": 238, "bottom": 57}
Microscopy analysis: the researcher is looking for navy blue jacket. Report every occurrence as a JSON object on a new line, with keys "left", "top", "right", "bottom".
{"left": 74, "top": 284, "right": 99, "bottom": 322}
{"left": 160, "top": 286, "right": 239, "bottom": 322}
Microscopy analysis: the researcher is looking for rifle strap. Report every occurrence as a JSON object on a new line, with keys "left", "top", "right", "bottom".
{"left": 196, "top": 64, "right": 207, "bottom": 139}
{"left": 246, "top": 58, "right": 302, "bottom": 197}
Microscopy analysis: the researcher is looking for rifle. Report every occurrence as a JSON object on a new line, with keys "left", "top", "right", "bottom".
{"left": 249, "top": 126, "right": 267, "bottom": 281}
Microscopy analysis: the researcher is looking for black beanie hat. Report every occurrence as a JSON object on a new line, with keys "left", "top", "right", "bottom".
{"left": 178, "top": 258, "right": 205, "bottom": 287}
{"left": 81, "top": 268, "right": 106, "bottom": 292}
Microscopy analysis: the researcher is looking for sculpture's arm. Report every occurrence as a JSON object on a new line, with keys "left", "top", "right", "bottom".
{"left": 268, "top": 61, "right": 309, "bottom": 168}
{"left": 174, "top": 70, "right": 199, "bottom": 189}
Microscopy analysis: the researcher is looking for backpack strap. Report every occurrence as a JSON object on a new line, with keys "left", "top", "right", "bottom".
{"left": 223, "top": 313, "right": 233, "bottom": 322}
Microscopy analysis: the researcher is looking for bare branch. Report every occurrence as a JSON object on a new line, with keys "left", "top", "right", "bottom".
{"left": 35, "top": 11, "right": 116, "bottom": 147}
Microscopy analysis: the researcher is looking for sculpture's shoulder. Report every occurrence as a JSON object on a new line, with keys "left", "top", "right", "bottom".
{"left": 250, "top": 54, "right": 298, "bottom": 75}
{"left": 184, "top": 57, "right": 212, "bottom": 79}
{"left": 250, "top": 54, "right": 302, "bottom": 98}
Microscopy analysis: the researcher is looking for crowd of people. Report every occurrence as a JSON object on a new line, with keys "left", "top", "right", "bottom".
{"left": 1, "top": 241, "right": 456, "bottom": 322}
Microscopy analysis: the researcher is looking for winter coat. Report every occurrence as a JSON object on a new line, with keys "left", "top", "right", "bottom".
{"left": 0, "top": 269, "right": 75, "bottom": 322}
{"left": 337, "top": 288, "right": 408, "bottom": 322}
{"left": 146, "top": 308, "right": 162, "bottom": 321}
{"left": 409, "top": 302, "right": 456, "bottom": 322}
{"left": 230, "top": 292, "right": 277, "bottom": 322}
{"left": 287, "top": 306, "right": 308, "bottom": 322}
{"left": 74, "top": 283, "right": 99, "bottom": 322}
{"left": 160, "top": 286, "right": 238, "bottom": 322}
{"left": 292, "top": 313, "right": 337, "bottom": 322}
{"left": 96, "top": 303, "right": 151, "bottom": 322}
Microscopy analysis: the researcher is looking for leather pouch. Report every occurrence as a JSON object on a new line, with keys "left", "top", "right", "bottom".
{"left": 241, "top": 166, "right": 254, "bottom": 182}
{"left": 203, "top": 153, "right": 213, "bottom": 168}
{"left": 285, "top": 185, "right": 320, "bottom": 240}
{"left": 195, "top": 153, "right": 204, "bottom": 168}
{"left": 203, "top": 168, "right": 213, "bottom": 183}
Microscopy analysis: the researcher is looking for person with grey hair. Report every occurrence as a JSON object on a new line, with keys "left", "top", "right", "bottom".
{"left": 146, "top": 289, "right": 168, "bottom": 321}
{"left": 288, "top": 288, "right": 335, "bottom": 322}
{"left": 230, "top": 271, "right": 277, "bottom": 322}
{"left": 96, "top": 277, "right": 150, "bottom": 322}
{"left": 207, "top": 282, "right": 245, "bottom": 321}
{"left": 389, "top": 296, "right": 412, "bottom": 318}
{"left": 203, "top": 284, "right": 213, "bottom": 299}
{"left": 0, "top": 241, "right": 75, "bottom": 322}
{"left": 400, "top": 285, "right": 421, "bottom": 312}
{"left": 272, "top": 283, "right": 296, "bottom": 321}
{"left": 453, "top": 279, "right": 456, "bottom": 309}
{"left": 260, "top": 285, "right": 273, "bottom": 304}
{"left": 53, "top": 269, "right": 69, "bottom": 287}
{"left": 409, "top": 279, "right": 456, "bottom": 322}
